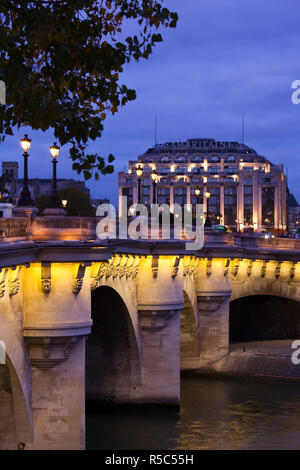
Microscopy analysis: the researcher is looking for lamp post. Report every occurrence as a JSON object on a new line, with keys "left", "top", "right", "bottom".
{"left": 204, "top": 190, "right": 211, "bottom": 228}
{"left": 151, "top": 169, "right": 158, "bottom": 204}
{"left": 18, "top": 134, "right": 34, "bottom": 206}
{"left": 195, "top": 187, "right": 201, "bottom": 205}
{"left": 136, "top": 165, "right": 143, "bottom": 204}
{"left": 49, "top": 142, "right": 61, "bottom": 208}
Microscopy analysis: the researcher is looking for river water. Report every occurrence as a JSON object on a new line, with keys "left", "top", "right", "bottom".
{"left": 86, "top": 376, "right": 300, "bottom": 450}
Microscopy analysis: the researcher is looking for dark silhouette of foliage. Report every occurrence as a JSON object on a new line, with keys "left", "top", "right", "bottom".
{"left": 35, "top": 186, "right": 95, "bottom": 216}
{"left": 0, "top": 1, "right": 178, "bottom": 180}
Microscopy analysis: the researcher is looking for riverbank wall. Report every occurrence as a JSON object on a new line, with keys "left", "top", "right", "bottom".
{"left": 184, "top": 340, "right": 300, "bottom": 380}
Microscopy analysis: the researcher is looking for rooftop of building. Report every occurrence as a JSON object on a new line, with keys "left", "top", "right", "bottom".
{"left": 142, "top": 138, "right": 259, "bottom": 156}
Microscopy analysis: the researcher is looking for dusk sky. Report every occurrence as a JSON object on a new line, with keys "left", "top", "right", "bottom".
{"left": 2, "top": 0, "right": 300, "bottom": 205}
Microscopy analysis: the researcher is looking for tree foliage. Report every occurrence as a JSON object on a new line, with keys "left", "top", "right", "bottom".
{"left": 0, "top": 1, "right": 178, "bottom": 179}
{"left": 35, "top": 186, "right": 95, "bottom": 216}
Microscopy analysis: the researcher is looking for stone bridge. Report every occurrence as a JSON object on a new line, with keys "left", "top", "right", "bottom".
{"left": 0, "top": 217, "right": 300, "bottom": 449}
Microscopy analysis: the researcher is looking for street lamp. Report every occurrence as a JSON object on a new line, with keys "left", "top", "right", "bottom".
{"left": 62, "top": 199, "right": 68, "bottom": 208}
{"left": 151, "top": 169, "right": 158, "bottom": 204}
{"left": 49, "top": 142, "right": 61, "bottom": 208}
{"left": 136, "top": 165, "right": 143, "bottom": 204}
{"left": 18, "top": 134, "right": 34, "bottom": 206}
{"left": 195, "top": 187, "right": 201, "bottom": 204}
{"left": 204, "top": 190, "right": 211, "bottom": 228}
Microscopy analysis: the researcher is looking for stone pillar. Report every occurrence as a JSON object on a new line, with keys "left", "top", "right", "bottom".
{"left": 237, "top": 174, "right": 244, "bottom": 231}
{"left": 23, "top": 263, "right": 92, "bottom": 450}
{"left": 281, "top": 176, "right": 287, "bottom": 228}
{"left": 186, "top": 185, "right": 191, "bottom": 207}
{"left": 169, "top": 185, "right": 174, "bottom": 208}
{"left": 197, "top": 258, "right": 231, "bottom": 367}
{"left": 203, "top": 186, "right": 208, "bottom": 214}
{"left": 274, "top": 186, "right": 279, "bottom": 229}
{"left": 258, "top": 186, "right": 262, "bottom": 230}
{"left": 252, "top": 173, "right": 258, "bottom": 231}
{"left": 220, "top": 185, "right": 224, "bottom": 224}
{"left": 137, "top": 256, "right": 183, "bottom": 406}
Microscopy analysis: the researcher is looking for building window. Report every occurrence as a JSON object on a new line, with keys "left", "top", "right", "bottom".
{"left": 244, "top": 186, "right": 253, "bottom": 195}
{"left": 192, "top": 167, "right": 203, "bottom": 174}
{"left": 262, "top": 187, "right": 274, "bottom": 226}
{"left": 159, "top": 156, "right": 170, "bottom": 162}
{"left": 122, "top": 187, "right": 133, "bottom": 208}
{"left": 158, "top": 167, "right": 170, "bottom": 174}
{"left": 244, "top": 177, "right": 253, "bottom": 185}
{"left": 209, "top": 156, "right": 220, "bottom": 162}
{"left": 175, "top": 156, "right": 187, "bottom": 163}
{"left": 207, "top": 187, "right": 220, "bottom": 223}
{"left": 244, "top": 179, "right": 253, "bottom": 225}
{"left": 244, "top": 196, "right": 252, "bottom": 205}
{"left": 142, "top": 187, "right": 150, "bottom": 196}
{"left": 192, "top": 156, "right": 203, "bottom": 162}
{"left": 224, "top": 187, "right": 237, "bottom": 226}
{"left": 224, "top": 166, "right": 237, "bottom": 173}
{"left": 176, "top": 166, "right": 187, "bottom": 174}
{"left": 157, "top": 187, "right": 170, "bottom": 205}
{"left": 174, "top": 187, "right": 186, "bottom": 205}
{"left": 226, "top": 156, "right": 236, "bottom": 162}
{"left": 209, "top": 166, "right": 220, "bottom": 174}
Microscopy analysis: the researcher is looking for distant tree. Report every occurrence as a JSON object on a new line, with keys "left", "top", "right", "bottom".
{"left": 0, "top": 1, "right": 178, "bottom": 180}
{"left": 35, "top": 193, "right": 50, "bottom": 215}
{"left": 58, "top": 186, "right": 95, "bottom": 216}
{"left": 35, "top": 186, "right": 95, "bottom": 216}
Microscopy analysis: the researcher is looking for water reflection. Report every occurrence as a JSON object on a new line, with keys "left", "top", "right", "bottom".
{"left": 86, "top": 376, "right": 300, "bottom": 450}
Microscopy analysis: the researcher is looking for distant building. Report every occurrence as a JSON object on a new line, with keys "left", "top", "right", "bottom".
{"left": 287, "top": 191, "right": 300, "bottom": 231}
{"left": 2, "top": 161, "right": 90, "bottom": 202}
{"left": 118, "top": 137, "right": 287, "bottom": 232}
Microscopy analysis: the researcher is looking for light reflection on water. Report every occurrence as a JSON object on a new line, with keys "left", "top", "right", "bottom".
{"left": 86, "top": 376, "right": 300, "bottom": 450}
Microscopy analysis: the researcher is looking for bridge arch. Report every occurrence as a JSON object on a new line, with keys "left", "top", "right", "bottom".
{"left": 231, "top": 278, "right": 300, "bottom": 305}
{"left": 0, "top": 350, "right": 32, "bottom": 449}
{"left": 230, "top": 294, "right": 300, "bottom": 343}
{"left": 86, "top": 285, "right": 141, "bottom": 404}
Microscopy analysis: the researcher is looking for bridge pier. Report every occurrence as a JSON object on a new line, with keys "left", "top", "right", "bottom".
{"left": 138, "top": 308, "right": 181, "bottom": 406}
{"left": 25, "top": 337, "right": 86, "bottom": 450}
{"left": 23, "top": 263, "right": 91, "bottom": 450}
{"left": 136, "top": 256, "right": 183, "bottom": 406}
{"left": 197, "top": 259, "right": 232, "bottom": 367}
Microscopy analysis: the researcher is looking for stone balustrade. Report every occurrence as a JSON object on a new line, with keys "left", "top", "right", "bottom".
{"left": 235, "top": 235, "right": 300, "bottom": 250}
{"left": 0, "top": 216, "right": 299, "bottom": 252}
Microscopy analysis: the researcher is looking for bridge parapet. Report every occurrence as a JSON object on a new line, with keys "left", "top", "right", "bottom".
{"left": 0, "top": 217, "right": 28, "bottom": 241}
{"left": 0, "top": 216, "right": 300, "bottom": 254}
{"left": 235, "top": 234, "right": 300, "bottom": 250}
